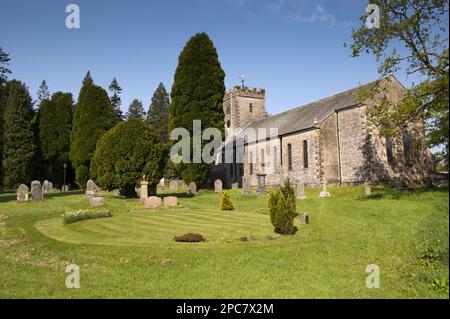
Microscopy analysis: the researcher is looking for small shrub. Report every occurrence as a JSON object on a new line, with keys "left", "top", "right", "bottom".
{"left": 63, "top": 208, "right": 112, "bottom": 224}
{"left": 268, "top": 179, "right": 298, "bottom": 235}
{"left": 173, "top": 233, "right": 206, "bottom": 242}
{"left": 220, "top": 191, "right": 234, "bottom": 210}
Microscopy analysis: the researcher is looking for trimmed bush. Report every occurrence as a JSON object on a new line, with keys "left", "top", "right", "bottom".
{"left": 173, "top": 233, "right": 206, "bottom": 242}
{"left": 63, "top": 208, "right": 112, "bottom": 224}
{"left": 90, "top": 120, "right": 167, "bottom": 197}
{"left": 268, "top": 179, "right": 298, "bottom": 235}
{"left": 220, "top": 191, "right": 234, "bottom": 210}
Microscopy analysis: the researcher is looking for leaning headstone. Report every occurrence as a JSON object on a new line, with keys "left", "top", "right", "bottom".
{"left": 169, "top": 180, "right": 179, "bottom": 192}
{"left": 143, "top": 196, "right": 162, "bottom": 208}
{"left": 296, "top": 179, "right": 306, "bottom": 200}
{"left": 157, "top": 178, "right": 165, "bottom": 189}
{"left": 31, "top": 180, "right": 43, "bottom": 202}
{"left": 140, "top": 180, "right": 148, "bottom": 204}
{"left": 242, "top": 177, "right": 251, "bottom": 195}
{"left": 42, "top": 180, "right": 53, "bottom": 193}
{"left": 17, "top": 184, "right": 29, "bottom": 202}
{"left": 188, "top": 182, "right": 197, "bottom": 196}
{"left": 364, "top": 182, "right": 372, "bottom": 196}
{"left": 231, "top": 182, "right": 239, "bottom": 190}
{"left": 85, "top": 179, "right": 95, "bottom": 196}
{"left": 256, "top": 173, "right": 267, "bottom": 194}
{"left": 300, "top": 213, "right": 309, "bottom": 225}
{"left": 90, "top": 197, "right": 105, "bottom": 207}
{"left": 163, "top": 196, "right": 177, "bottom": 207}
{"left": 319, "top": 180, "right": 331, "bottom": 198}
{"left": 214, "top": 179, "right": 222, "bottom": 193}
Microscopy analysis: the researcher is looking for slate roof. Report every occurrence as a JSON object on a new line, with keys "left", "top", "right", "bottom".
{"left": 249, "top": 79, "right": 380, "bottom": 137}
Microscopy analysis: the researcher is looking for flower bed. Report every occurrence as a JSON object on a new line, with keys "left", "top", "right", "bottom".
{"left": 63, "top": 208, "right": 112, "bottom": 224}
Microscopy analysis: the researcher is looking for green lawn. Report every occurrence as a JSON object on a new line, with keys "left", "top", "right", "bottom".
{"left": 0, "top": 185, "right": 448, "bottom": 298}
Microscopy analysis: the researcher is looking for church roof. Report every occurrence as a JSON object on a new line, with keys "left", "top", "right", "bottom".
{"left": 248, "top": 78, "right": 382, "bottom": 137}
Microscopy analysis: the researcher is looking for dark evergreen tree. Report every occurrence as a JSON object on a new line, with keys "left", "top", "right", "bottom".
{"left": 82, "top": 71, "right": 93, "bottom": 86}
{"left": 169, "top": 32, "right": 225, "bottom": 185}
{"left": 126, "top": 99, "right": 145, "bottom": 120}
{"left": 146, "top": 82, "right": 170, "bottom": 142}
{"left": 37, "top": 80, "right": 50, "bottom": 104}
{"left": 38, "top": 92, "right": 74, "bottom": 185}
{"left": 0, "top": 47, "right": 11, "bottom": 190}
{"left": 2, "top": 80, "right": 37, "bottom": 188}
{"left": 70, "top": 81, "right": 115, "bottom": 188}
{"left": 109, "top": 78, "right": 124, "bottom": 124}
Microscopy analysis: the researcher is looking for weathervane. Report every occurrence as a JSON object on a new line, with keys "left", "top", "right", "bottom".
{"left": 240, "top": 74, "right": 245, "bottom": 89}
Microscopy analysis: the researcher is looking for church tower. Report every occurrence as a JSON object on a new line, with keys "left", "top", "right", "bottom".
{"left": 223, "top": 82, "right": 267, "bottom": 133}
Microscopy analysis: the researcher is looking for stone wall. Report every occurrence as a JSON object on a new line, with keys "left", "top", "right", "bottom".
{"left": 318, "top": 113, "right": 340, "bottom": 184}
{"left": 243, "top": 129, "right": 321, "bottom": 187}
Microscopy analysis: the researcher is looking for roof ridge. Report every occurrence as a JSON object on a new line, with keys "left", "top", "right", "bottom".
{"left": 252, "top": 78, "right": 381, "bottom": 126}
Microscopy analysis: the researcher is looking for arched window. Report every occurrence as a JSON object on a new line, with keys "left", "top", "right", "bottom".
{"left": 402, "top": 129, "right": 412, "bottom": 167}
{"left": 226, "top": 120, "right": 231, "bottom": 128}
{"left": 249, "top": 151, "right": 254, "bottom": 175}
{"left": 303, "top": 140, "right": 308, "bottom": 168}
{"left": 287, "top": 144, "right": 292, "bottom": 171}
{"left": 249, "top": 103, "right": 253, "bottom": 113}
{"left": 386, "top": 137, "right": 394, "bottom": 165}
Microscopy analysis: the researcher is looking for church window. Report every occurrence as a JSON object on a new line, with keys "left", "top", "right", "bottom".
{"left": 225, "top": 105, "right": 231, "bottom": 114}
{"left": 402, "top": 129, "right": 412, "bottom": 167}
{"left": 273, "top": 146, "right": 278, "bottom": 171}
{"left": 249, "top": 151, "right": 254, "bottom": 175}
{"left": 226, "top": 120, "right": 231, "bottom": 128}
{"left": 303, "top": 140, "right": 308, "bottom": 168}
{"left": 249, "top": 103, "right": 253, "bottom": 113}
{"left": 287, "top": 144, "right": 292, "bottom": 171}
{"left": 386, "top": 137, "right": 394, "bottom": 165}
{"left": 260, "top": 148, "right": 265, "bottom": 171}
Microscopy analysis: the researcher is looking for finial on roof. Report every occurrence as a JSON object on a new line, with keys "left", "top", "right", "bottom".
{"left": 240, "top": 74, "right": 245, "bottom": 89}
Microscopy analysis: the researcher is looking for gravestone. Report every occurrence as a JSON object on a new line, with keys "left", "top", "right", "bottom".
{"left": 163, "top": 196, "right": 177, "bottom": 207}
{"left": 61, "top": 185, "right": 69, "bottom": 192}
{"left": 157, "top": 178, "right": 165, "bottom": 189}
{"left": 296, "top": 179, "right": 306, "bottom": 200}
{"left": 143, "top": 196, "right": 162, "bottom": 208}
{"left": 169, "top": 180, "right": 179, "bottom": 192}
{"left": 140, "top": 180, "right": 148, "bottom": 204}
{"left": 85, "top": 179, "right": 95, "bottom": 196}
{"left": 17, "top": 184, "right": 29, "bottom": 202}
{"left": 90, "top": 197, "right": 105, "bottom": 207}
{"left": 319, "top": 180, "right": 331, "bottom": 198}
{"left": 231, "top": 182, "right": 239, "bottom": 190}
{"left": 242, "top": 177, "right": 251, "bottom": 195}
{"left": 31, "top": 180, "right": 43, "bottom": 202}
{"left": 188, "top": 182, "right": 197, "bottom": 196}
{"left": 42, "top": 180, "right": 53, "bottom": 193}
{"left": 300, "top": 213, "right": 309, "bottom": 225}
{"left": 256, "top": 173, "right": 267, "bottom": 194}
{"left": 214, "top": 179, "right": 222, "bottom": 193}
{"left": 364, "top": 182, "right": 372, "bottom": 196}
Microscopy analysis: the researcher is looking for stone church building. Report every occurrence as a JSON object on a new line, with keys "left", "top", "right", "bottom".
{"left": 215, "top": 75, "right": 435, "bottom": 188}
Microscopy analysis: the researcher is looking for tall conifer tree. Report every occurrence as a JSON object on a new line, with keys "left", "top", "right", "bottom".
{"left": 169, "top": 32, "right": 225, "bottom": 185}
{"left": 70, "top": 77, "right": 115, "bottom": 188}
{"left": 109, "top": 78, "right": 124, "bottom": 124}
{"left": 38, "top": 92, "right": 74, "bottom": 184}
{"left": 2, "top": 80, "right": 37, "bottom": 188}
{"left": 147, "top": 82, "right": 170, "bottom": 142}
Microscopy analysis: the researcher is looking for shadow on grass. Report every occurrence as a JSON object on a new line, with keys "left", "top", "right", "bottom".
{"left": 356, "top": 185, "right": 449, "bottom": 201}
{"left": 0, "top": 190, "right": 83, "bottom": 203}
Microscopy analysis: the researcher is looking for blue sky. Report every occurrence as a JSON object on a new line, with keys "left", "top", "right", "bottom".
{"left": 0, "top": 0, "right": 419, "bottom": 115}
